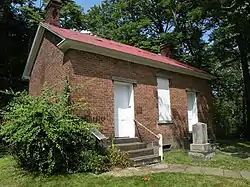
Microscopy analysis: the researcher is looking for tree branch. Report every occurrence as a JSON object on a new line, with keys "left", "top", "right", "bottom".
{"left": 221, "top": 0, "right": 236, "bottom": 9}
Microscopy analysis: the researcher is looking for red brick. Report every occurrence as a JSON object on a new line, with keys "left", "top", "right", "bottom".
{"left": 29, "top": 33, "right": 213, "bottom": 148}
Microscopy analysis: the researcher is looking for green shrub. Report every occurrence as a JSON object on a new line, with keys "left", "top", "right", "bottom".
{"left": 78, "top": 150, "right": 108, "bottom": 173}
{"left": 0, "top": 88, "right": 105, "bottom": 174}
{"left": 106, "top": 145, "right": 131, "bottom": 169}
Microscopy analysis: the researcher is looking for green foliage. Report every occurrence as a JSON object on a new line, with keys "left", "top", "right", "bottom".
{"left": 0, "top": 0, "right": 86, "bottom": 110}
{"left": 0, "top": 0, "right": 35, "bottom": 100}
{"left": 77, "top": 144, "right": 131, "bottom": 173}
{"left": 204, "top": 0, "right": 250, "bottom": 137}
{"left": 78, "top": 150, "right": 108, "bottom": 173}
{"left": 206, "top": 26, "right": 244, "bottom": 137}
{"left": 0, "top": 87, "right": 132, "bottom": 174}
{"left": 60, "top": 1, "right": 86, "bottom": 30}
{"left": 0, "top": 88, "right": 104, "bottom": 174}
{"left": 85, "top": 0, "right": 210, "bottom": 69}
{"left": 2, "top": 0, "right": 250, "bottom": 140}
{"left": 106, "top": 145, "right": 131, "bottom": 169}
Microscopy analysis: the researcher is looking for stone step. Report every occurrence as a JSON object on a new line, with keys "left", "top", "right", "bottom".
{"left": 115, "top": 142, "right": 147, "bottom": 151}
{"left": 127, "top": 147, "right": 154, "bottom": 158}
{"left": 131, "top": 154, "right": 161, "bottom": 167}
{"left": 113, "top": 137, "right": 140, "bottom": 144}
{"left": 164, "top": 148, "right": 171, "bottom": 152}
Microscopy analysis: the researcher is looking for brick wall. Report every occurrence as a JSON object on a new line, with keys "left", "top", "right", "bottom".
{"left": 29, "top": 31, "right": 70, "bottom": 95}
{"left": 30, "top": 33, "right": 213, "bottom": 147}
{"left": 66, "top": 50, "right": 213, "bottom": 146}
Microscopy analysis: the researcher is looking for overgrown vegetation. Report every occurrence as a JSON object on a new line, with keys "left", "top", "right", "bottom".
{"left": 106, "top": 145, "right": 131, "bottom": 170}
{"left": 0, "top": 88, "right": 130, "bottom": 174}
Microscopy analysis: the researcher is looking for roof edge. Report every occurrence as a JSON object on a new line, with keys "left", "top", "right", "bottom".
{"left": 22, "top": 23, "right": 65, "bottom": 80}
{"left": 58, "top": 39, "right": 215, "bottom": 80}
{"left": 41, "top": 22, "right": 66, "bottom": 40}
{"left": 22, "top": 24, "right": 45, "bottom": 80}
{"left": 23, "top": 23, "right": 215, "bottom": 81}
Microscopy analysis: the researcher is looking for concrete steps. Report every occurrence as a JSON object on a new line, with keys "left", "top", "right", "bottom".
{"left": 113, "top": 137, "right": 140, "bottom": 144}
{"left": 114, "top": 137, "right": 161, "bottom": 166}
{"left": 116, "top": 142, "right": 148, "bottom": 151}
{"left": 131, "top": 154, "right": 161, "bottom": 167}
{"left": 127, "top": 147, "right": 154, "bottom": 158}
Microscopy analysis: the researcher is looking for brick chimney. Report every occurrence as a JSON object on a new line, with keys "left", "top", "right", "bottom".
{"left": 160, "top": 43, "right": 173, "bottom": 58}
{"left": 45, "top": 0, "right": 62, "bottom": 27}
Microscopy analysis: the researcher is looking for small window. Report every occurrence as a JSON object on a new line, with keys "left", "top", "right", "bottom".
{"left": 157, "top": 77, "right": 171, "bottom": 122}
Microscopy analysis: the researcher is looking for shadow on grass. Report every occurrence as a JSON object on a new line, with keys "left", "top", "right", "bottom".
{"left": 0, "top": 143, "right": 8, "bottom": 158}
{"left": 217, "top": 140, "right": 250, "bottom": 159}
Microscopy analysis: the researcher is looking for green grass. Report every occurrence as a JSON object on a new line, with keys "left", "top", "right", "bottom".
{"left": 218, "top": 140, "right": 250, "bottom": 156}
{"left": 164, "top": 140, "right": 250, "bottom": 171}
{"left": 0, "top": 155, "right": 250, "bottom": 187}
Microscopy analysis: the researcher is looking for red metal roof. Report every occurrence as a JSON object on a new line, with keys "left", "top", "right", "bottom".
{"left": 43, "top": 23, "right": 206, "bottom": 74}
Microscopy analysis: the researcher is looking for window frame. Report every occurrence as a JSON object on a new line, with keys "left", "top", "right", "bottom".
{"left": 156, "top": 77, "right": 172, "bottom": 124}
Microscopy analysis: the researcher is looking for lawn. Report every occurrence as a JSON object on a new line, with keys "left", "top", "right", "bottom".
{"left": 0, "top": 155, "right": 250, "bottom": 187}
{"left": 164, "top": 140, "right": 250, "bottom": 171}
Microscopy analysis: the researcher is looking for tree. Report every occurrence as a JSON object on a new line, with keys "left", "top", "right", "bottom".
{"left": 85, "top": 0, "right": 211, "bottom": 70}
{"left": 208, "top": 27, "right": 244, "bottom": 137}
{"left": 203, "top": 0, "right": 250, "bottom": 138}
{"left": 0, "top": 0, "right": 37, "bottom": 107}
{"left": 0, "top": 0, "right": 85, "bottom": 108}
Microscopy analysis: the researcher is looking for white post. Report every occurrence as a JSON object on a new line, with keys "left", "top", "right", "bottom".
{"left": 158, "top": 134, "right": 163, "bottom": 161}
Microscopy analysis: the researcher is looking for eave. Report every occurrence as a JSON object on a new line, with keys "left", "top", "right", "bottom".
{"left": 58, "top": 39, "right": 215, "bottom": 80}
{"left": 23, "top": 23, "right": 215, "bottom": 80}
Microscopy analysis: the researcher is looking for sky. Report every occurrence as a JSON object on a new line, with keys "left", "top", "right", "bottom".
{"left": 36, "top": 0, "right": 211, "bottom": 41}
{"left": 76, "top": 0, "right": 102, "bottom": 11}
{"left": 35, "top": 0, "right": 102, "bottom": 12}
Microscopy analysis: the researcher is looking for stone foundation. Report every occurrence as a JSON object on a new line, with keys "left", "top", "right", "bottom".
{"left": 188, "top": 151, "right": 215, "bottom": 159}
{"left": 190, "top": 143, "right": 212, "bottom": 152}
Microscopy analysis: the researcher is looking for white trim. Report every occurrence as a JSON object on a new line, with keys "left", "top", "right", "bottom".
{"left": 22, "top": 23, "right": 65, "bottom": 80}
{"left": 22, "top": 24, "right": 45, "bottom": 80}
{"left": 112, "top": 76, "right": 137, "bottom": 84}
{"left": 41, "top": 23, "right": 65, "bottom": 40}
{"left": 158, "top": 134, "right": 163, "bottom": 161}
{"left": 58, "top": 39, "right": 215, "bottom": 80}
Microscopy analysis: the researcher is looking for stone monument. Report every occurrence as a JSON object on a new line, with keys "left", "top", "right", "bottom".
{"left": 188, "top": 122, "right": 215, "bottom": 159}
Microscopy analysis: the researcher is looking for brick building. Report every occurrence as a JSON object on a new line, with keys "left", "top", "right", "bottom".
{"left": 23, "top": 0, "right": 214, "bottom": 148}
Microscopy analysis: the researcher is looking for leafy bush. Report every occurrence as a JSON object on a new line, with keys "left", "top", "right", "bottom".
{"left": 78, "top": 150, "right": 108, "bottom": 173}
{"left": 0, "top": 88, "right": 105, "bottom": 174}
{"left": 106, "top": 145, "right": 131, "bottom": 169}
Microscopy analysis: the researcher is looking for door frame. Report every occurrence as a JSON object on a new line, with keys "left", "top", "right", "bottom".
{"left": 187, "top": 91, "right": 198, "bottom": 132}
{"left": 113, "top": 81, "right": 135, "bottom": 138}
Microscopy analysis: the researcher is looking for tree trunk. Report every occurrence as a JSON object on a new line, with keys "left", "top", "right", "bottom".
{"left": 236, "top": 34, "right": 250, "bottom": 139}
{"left": 242, "top": 91, "right": 247, "bottom": 136}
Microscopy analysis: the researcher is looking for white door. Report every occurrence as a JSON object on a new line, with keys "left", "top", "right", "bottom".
{"left": 114, "top": 82, "right": 135, "bottom": 138}
{"left": 187, "top": 91, "right": 198, "bottom": 132}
